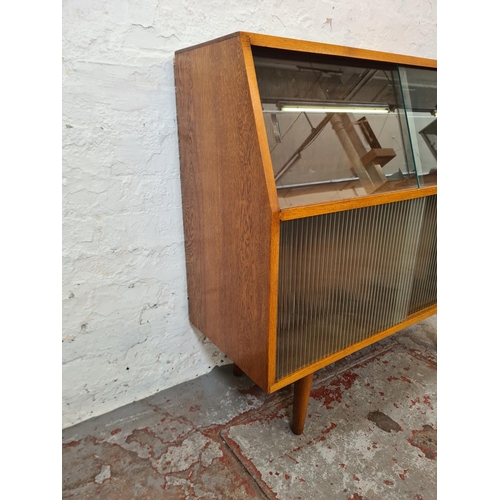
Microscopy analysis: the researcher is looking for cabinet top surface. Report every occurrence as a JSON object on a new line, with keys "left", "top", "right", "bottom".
{"left": 175, "top": 31, "right": 437, "bottom": 69}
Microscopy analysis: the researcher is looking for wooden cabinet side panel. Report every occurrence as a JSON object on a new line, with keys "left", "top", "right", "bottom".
{"left": 175, "top": 37, "right": 273, "bottom": 391}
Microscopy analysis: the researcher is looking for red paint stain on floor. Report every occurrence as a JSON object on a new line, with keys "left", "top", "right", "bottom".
{"left": 321, "top": 422, "right": 337, "bottom": 434}
{"left": 310, "top": 371, "right": 359, "bottom": 409}
{"left": 238, "top": 386, "right": 263, "bottom": 398}
{"left": 63, "top": 440, "right": 81, "bottom": 448}
{"left": 408, "top": 425, "right": 437, "bottom": 460}
{"left": 409, "top": 397, "right": 420, "bottom": 408}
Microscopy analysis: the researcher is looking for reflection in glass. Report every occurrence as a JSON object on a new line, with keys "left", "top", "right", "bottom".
{"left": 397, "top": 66, "right": 437, "bottom": 187}
{"left": 252, "top": 48, "right": 436, "bottom": 208}
{"left": 420, "top": 119, "right": 437, "bottom": 159}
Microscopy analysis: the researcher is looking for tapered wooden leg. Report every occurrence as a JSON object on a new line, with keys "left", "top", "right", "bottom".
{"left": 233, "top": 364, "right": 244, "bottom": 377}
{"left": 291, "top": 373, "right": 314, "bottom": 435}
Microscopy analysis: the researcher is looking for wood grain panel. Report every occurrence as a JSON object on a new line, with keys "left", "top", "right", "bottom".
{"left": 244, "top": 32, "right": 437, "bottom": 69}
{"left": 239, "top": 34, "right": 281, "bottom": 389}
{"left": 175, "top": 36, "right": 274, "bottom": 391}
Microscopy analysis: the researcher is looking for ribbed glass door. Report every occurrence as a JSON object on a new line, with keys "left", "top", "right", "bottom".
{"left": 276, "top": 195, "right": 436, "bottom": 380}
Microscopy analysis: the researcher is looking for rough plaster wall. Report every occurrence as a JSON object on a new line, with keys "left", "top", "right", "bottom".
{"left": 62, "top": 0, "right": 437, "bottom": 428}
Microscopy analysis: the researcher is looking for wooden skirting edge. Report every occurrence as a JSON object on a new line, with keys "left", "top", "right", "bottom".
{"left": 280, "top": 186, "right": 437, "bottom": 221}
{"left": 269, "top": 303, "right": 437, "bottom": 392}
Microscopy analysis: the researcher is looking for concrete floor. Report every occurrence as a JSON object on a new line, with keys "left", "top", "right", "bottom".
{"left": 62, "top": 316, "right": 437, "bottom": 500}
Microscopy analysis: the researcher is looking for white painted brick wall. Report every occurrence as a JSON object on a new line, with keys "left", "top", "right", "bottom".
{"left": 62, "top": 0, "right": 437, "bottom": 428}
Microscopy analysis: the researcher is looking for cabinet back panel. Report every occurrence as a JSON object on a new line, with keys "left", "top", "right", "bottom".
{"left": 276, "top": 195, "right": 436, "bottom": 380}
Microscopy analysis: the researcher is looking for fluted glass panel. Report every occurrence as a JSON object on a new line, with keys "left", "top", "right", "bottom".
{"left": 408, "top": 195, "right": 437, "bottom": 314}
{"left": 276, "top": 196, "right": 435, "bottom": 380}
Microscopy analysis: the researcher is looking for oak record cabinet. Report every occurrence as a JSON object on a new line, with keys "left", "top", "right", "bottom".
{"left": 174, "top": 32, "right": 437, "bottom": 434}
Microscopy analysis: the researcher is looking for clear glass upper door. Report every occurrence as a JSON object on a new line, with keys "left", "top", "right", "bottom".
{"left": 397, "top": 66, "right": 437, "bottom": 188}
{"left": 252, "top": 47, "right": 436, "bottom": 209}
